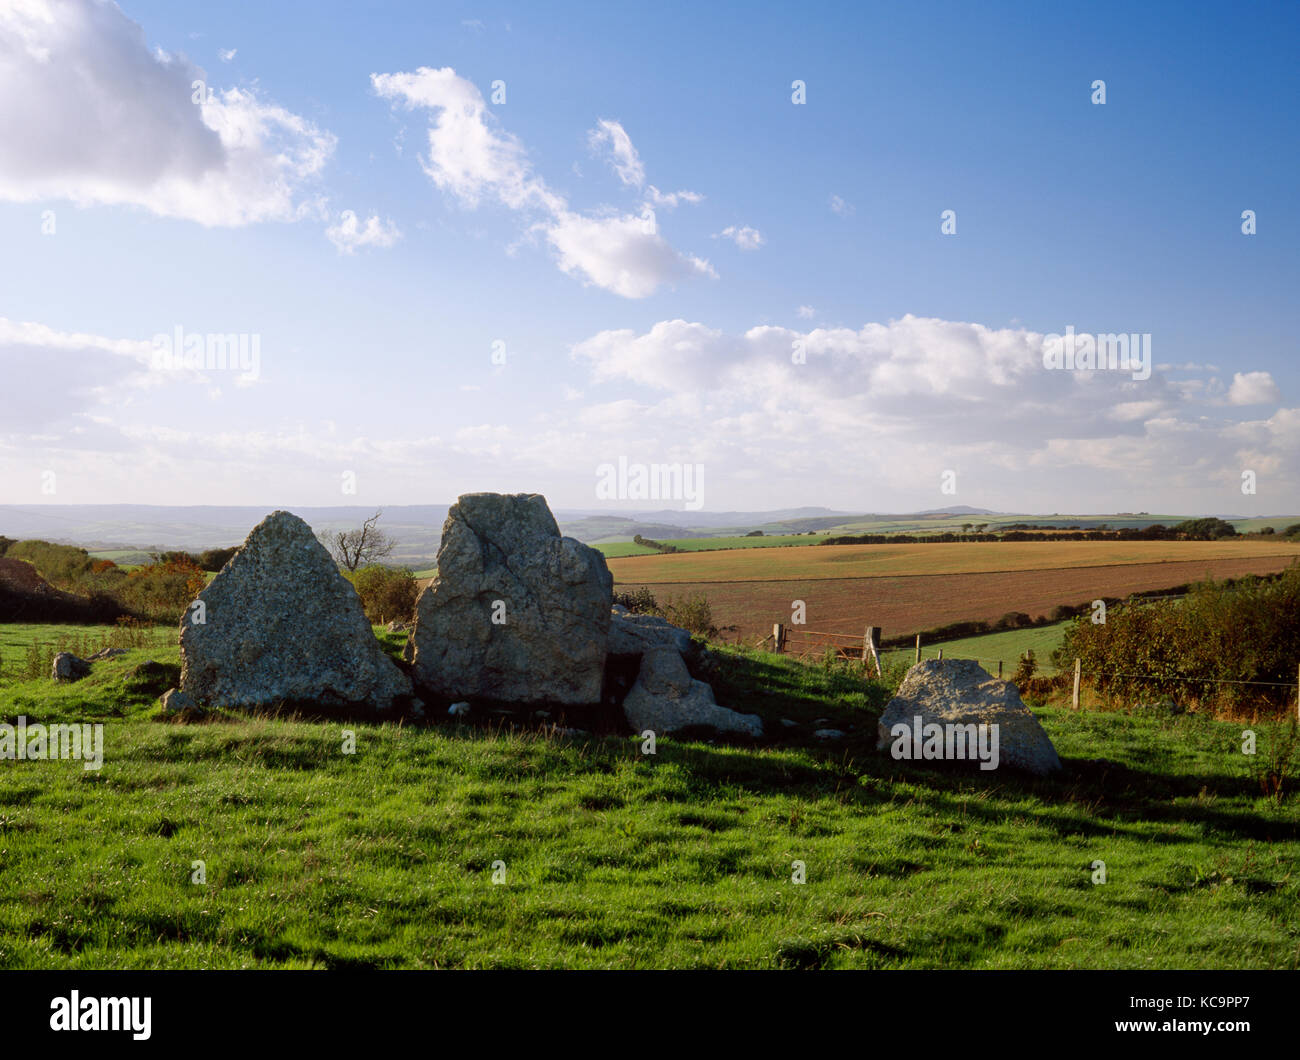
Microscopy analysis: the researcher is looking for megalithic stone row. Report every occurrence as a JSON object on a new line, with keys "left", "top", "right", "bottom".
{"left": 177, "top": 510, "right": 412, "bottom": 711}
{"left": 406, "top": 493, "right": 614, "bottom": 704}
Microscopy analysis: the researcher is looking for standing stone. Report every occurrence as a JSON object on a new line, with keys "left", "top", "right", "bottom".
{"left": 407, "top": 493, "right": 613, "bottom": 704}
{"left": 178, "top": 511, "right": 412, "bottom": 711}
{"left": 876, "top": 659, "right": 1061, "bottom": 775}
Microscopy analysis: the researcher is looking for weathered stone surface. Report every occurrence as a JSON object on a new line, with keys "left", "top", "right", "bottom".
{"left": 608, "top": 611, "right": 693, "bottom": 657}
{"left": 51, "top": 653, "right": 90, "bottom": 682}
{"left": 876, "top": 659, "right": 1061, "bottom": 776}
{"left": 160, "top": 688, "right": 200, "bottom": 714}
{"left": 408, "top": 493, "right": 613, "bottom": 704}
{"left": 179, "top": 511, "right": 412, "bottom": 711}
{"left": 622, "top": 645, "right": 763, "bottom": 738}
{"left": 88, "top": 648, "right": 127, "bottom": 662}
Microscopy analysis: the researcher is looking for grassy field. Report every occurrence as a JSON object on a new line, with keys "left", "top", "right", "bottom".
{"left": 879, "top": 622, "right": 1073, "bottom": 674}
{"left": 1, "top": 622, "right": 1298, "bottom": 968}
{"left": 87, "top": 550, "right": 155, "bottom": 566}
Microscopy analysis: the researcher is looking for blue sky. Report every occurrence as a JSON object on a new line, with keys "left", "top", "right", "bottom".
{"left": 0, "top": 0, "right": 1296, "bottom": 515}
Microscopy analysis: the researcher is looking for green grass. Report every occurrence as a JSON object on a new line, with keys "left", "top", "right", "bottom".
{"left": 590, "top": 541, "right": 659, "bottom": 558}
{"left": 884, "top": 622, "right": 1073, "bottom": 675}
{"left": 87, "top": 550, "right": 155, "bottom": 566}
{"left": 1, "top": 624, "right": 1297, "bottom": 968}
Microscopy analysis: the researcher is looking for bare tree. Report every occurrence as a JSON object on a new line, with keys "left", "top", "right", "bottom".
{"left": 322, "top": 510, "right": 396, "bottom": 572}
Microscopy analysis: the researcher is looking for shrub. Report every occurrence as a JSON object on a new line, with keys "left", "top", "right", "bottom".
{"left": 613, "top": 586, "right": 660, "bottom": 614}
{"left": 1248, "top": 720, "right": 1299, "bottom": 806}
{"left": 661, "top": 593, "right": 718, "bottom": 639}
{"left": 611, "top": 586, "right": 723, "bottom": 640}
{"left": 1173, "top": 517, "right": 1238, "bottom": 540}
{"left": 154, "top": 550, "right": 203, "bottom": 567}
{"left": 350, "top": 565, "right": 419, "bottom": 624}
{"left": 118, "top": 560, "right": 209, "bottom": 624}
{"left": 197, "top": 546, "right": 240, "bottom": 572}
{"left": 1056, "top": 564, "right": 1300, "bottom": 715}
{"left": 1012, "top": 649, "right": 1038, "bottom": 686}
{"left": 7, "top": 539, "right": 97, "bottom": 590}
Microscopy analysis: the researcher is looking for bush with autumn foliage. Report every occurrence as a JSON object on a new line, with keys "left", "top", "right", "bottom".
{"left": 116, "top": 559, "right": 210, "bottom": 624}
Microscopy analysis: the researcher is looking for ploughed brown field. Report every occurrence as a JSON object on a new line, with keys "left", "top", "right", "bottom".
{"left": 605, "top": 541, "right": 1300, "bottom": 643}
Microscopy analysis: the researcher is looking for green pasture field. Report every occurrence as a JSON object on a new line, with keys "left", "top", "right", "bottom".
{"left": 0, "top": 621, "right": 1296, "bottom": 968}
{"left": 883, "top": 622, "right": 1074, "bottom": 675}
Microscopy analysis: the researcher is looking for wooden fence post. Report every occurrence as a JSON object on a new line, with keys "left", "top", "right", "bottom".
{"left": 914, "top": 634, "right": 922, "bottom": 665}
{"left": 1072, "top": 657, "right": 1082, "bottom": 710}
{"left": 937, "top": 648, "right": 943, "bottom": 660}
{"left": 862, "top": 626, "right": 883, "bottom": 677}
{"left": 773, "top": 623, "right": 786, "bottom": 653}
{"left": 998, "top": 660, "right": 1003, "bottom": 679}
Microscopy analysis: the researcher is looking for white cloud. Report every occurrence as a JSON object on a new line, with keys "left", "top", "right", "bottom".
{"left": 570, "top": 315, "right": 1293, "bottom": 489}
{"left": 829, "top": 194, "right": 854, "bottom": 216}
{"left": 543, "top": 211, "right": 716, "bottom": 298}
{"left": 372, "top": 67, "right": 710, "bottom": 298}
{"left": 325, "top": 210, "right": 402, "bottom": 253}
{"left": 1227, "top": 371, "right": 1281, "bottom": 406}
{"left": 797, "top": 305, "right": 815, "bottom": 319}
{"left": 0, "top": 0, "right": 336, "bottom": 226}
{"left": 218, "top": 48, "right": 236, "bottom": 62}
{"left": 646, "top": 186, "right": 703, "bottom": 209}
{"left": 0, "top": 316, "right": 214, "bottom": 438}
{"left": 588, "top": 119, "right": 645, "bottom": 188}
{"left": 5, "top": 312, "right": 1290, "bottom": 513}
{"left": 716, "top": 225, "right": 764, "bottom": 250}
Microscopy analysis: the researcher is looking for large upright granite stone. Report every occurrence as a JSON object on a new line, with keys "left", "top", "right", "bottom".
{"left": 178, "top": 511, "right": 412, "bottom": 711}
{"left": 407, "top": 493, "right": 613, "bottom": 704}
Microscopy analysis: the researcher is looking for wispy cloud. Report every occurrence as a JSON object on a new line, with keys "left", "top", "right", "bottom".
{"left": 716, "top": 225, "right": 764, "bottom": 251}
{"left": 325, "top": 210, "right": 402, "bottom": 253}
{"left": 372, "top": 68, "right": 713, "bottom": 297}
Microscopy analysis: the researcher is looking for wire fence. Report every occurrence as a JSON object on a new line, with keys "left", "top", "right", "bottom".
{"left": 756, "top": 623, "right": 1300, "bottom": 704}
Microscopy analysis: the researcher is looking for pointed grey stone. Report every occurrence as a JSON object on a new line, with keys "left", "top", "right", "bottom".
{"left": 179, "top": 510, "right": 411, "bottom": 711}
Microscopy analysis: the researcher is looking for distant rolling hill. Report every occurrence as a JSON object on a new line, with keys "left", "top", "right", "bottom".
{"left": 2, "top": 504, "right": 1296, "bottom": 572}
